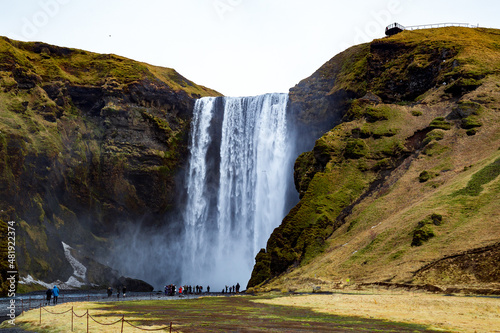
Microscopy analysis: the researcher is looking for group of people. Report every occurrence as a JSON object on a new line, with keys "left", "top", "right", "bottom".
{"left": 222, "top": 283, "right": 240, "bottom": 294}
{"left": 163, "top": 282, "right": 241, "bottom": 295}
{"left": 45, "top": 285, "right": 59, "bottom": 305}
{"left": 164, "top": 284, "right": 177, "bottom": 296}
{"left": 164, "top": 284, "right": 210, "bottom": 296}
{"left": 107, "top": 286, "right": 126, "bottom": 298}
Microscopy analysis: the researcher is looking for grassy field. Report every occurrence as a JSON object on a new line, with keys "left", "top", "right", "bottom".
{"left": 257, "top": 290, "right": 500, "bottom": 333}
{"left": 1, "top": 293, "right": 450, "bottom": 332}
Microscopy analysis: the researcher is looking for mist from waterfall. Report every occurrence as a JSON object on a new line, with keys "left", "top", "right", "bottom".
{"left": 181, "top": 93, "right": 295, "bottom": 290}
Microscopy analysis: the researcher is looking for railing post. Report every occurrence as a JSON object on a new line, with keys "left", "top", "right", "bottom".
{"left": 121, "top": 315, "right": 124, "bottom": 333}
{"left": 170, "top": 321, "right": 173, "bottom": 333}
{"left": 86, "top": 310, "right": 89, "bottom": 333}
{"left": 71, "top": 306, "right": 74, "bottom": 331}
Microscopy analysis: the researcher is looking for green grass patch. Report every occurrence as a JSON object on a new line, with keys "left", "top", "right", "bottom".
{"left": 423, "top": 129, "right": 445, "bottom": 145}
{"left": 452, "top": 157, "right": 500, "bottom": 196}
{"left": 429, "top": 117, "right": 451, "bottom": 130}
{"left": 344, "top": 138, "right": 368, "bottom": 159}
{"left": 411, "top": 218, "right": 437, "bottom": 247}
{"left": 466, "top": 128, "right": 478, "bottom": 136}
{"left": 461, "top": 115, "right": 483, "bottom": 129}
{"left": 367, "top": 136, "right": 405, "bottom": 159}
{"left": 419, "top": 170, "right": 439, "bottom": 183}
{"left": 422, "top": 142, "right": 450, "bottom": 157}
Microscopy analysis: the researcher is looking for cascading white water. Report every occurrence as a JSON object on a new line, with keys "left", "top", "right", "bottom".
{"left": 182, "top": 93, "right": 294, "bottom": 290}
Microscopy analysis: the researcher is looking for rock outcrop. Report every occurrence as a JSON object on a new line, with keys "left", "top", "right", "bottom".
{"left": 0, "top": 37, "right": 220, "bottom": 293}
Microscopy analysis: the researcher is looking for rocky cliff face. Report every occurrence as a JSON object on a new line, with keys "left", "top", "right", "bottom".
{"left": 0, "top": 37, "right": 220, "bottom": 293}
{"left": 249, "top": 27, "right": 500, "bottom": 292}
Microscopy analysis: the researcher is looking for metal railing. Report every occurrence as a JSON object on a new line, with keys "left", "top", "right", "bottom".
{"left": 386, "top": 22, "right": 405, "bottom": 31}
{"left": 404, "top": 23, "right": 478, "bottom": 30}
{"left": 14, "top": 292, "right": 171, "bottom": 314}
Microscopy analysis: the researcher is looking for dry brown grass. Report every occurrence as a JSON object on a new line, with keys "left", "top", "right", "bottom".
{"left": 255, "top": 291, "right": 500, "bottom": 333}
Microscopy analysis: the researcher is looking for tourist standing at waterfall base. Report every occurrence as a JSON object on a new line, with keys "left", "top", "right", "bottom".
{"left": 52, "top": 285, "right": 59, "bottom": 304}
{"left": 45, "top": 288, "right": 52, "bottom": 305}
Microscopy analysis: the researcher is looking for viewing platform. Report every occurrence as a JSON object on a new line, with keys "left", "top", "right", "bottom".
{"left": 385, "top": 22, "right": 478, "bottom": 36}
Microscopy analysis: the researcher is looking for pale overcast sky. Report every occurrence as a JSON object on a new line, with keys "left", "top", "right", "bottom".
{"left": 0, "top": 0, "right": 498, "bottom": 96}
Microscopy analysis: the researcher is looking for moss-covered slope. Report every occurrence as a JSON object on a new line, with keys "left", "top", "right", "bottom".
{"left": 0, "top": 37, "right": 220, "bottom": 294}
{"left": 249, "top": 27, "right": 500, "bottom": 292}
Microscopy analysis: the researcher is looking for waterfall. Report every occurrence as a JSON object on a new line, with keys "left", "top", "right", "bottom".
{"left": 182, "top": 93, "right": 294, "bottom": 289}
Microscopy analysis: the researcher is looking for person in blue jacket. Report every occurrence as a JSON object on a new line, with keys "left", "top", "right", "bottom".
{"left": 52, "top": 285, "right": 59, "bottom": 304}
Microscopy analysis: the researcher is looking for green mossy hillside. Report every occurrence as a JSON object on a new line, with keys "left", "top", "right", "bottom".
{"left": 0, "top": 37, "right": 219, "bottom": 97}
{"left": 0, "top": 36, "right": 220, "bottom": 291}
{"left": 249, "top": 27, "right": 500, "bottom": 291}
